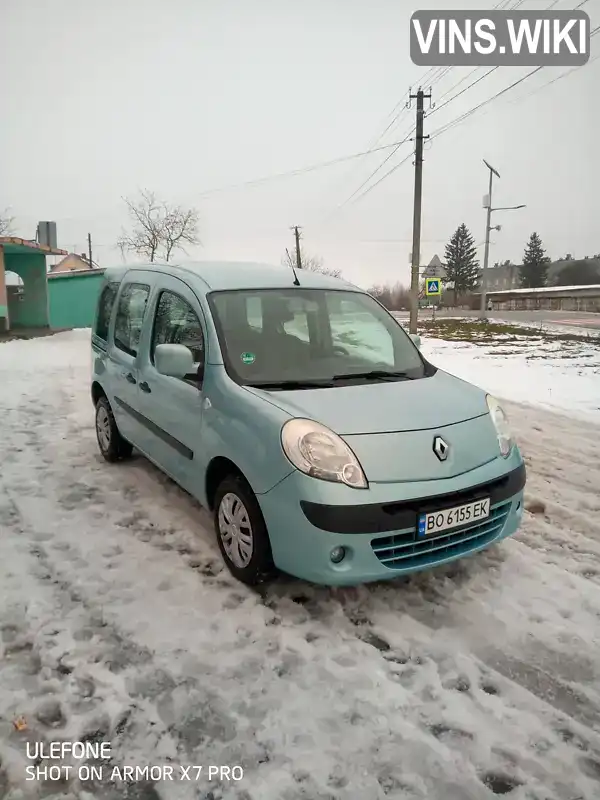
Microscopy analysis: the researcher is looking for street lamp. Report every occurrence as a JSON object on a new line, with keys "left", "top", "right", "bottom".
{"left": 479, "top": 159, "right": 525, "bottom": 320}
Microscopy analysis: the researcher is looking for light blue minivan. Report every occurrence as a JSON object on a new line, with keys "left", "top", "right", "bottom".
{"left": 91, "top": 261, "right": 525, "bottom": 586}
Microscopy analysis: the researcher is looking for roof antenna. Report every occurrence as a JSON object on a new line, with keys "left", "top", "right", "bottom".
{"left": 286, "top": 247, "right": 301, "bottom": 286}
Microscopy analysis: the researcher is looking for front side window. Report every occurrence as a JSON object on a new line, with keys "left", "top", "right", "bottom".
{"left": 208, "top": 288, "right": 429, "bottom": 389}
{"left": 151, "top": 291, "right": 204, "bottom": 373}
{"left": 94, "top": 282, "right": 119, "bottom": 341}
{"left": 114, "top": 283, "right": 150, "bottom": 357}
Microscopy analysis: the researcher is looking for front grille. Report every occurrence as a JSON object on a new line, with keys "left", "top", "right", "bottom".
{"left": 371, "top": 501, "right": 512, "bottom": 571}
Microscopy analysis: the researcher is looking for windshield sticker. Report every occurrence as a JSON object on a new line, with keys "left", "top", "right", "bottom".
{"left": 240, "top": 352, "right": 255, "bottom": 365}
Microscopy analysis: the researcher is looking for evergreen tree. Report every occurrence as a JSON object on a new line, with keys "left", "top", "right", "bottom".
{"left": 519, "top": 232, "right": 550, "bottom": 288}
{"left": 443, "top": 223, "right": 480, "bottom": 300}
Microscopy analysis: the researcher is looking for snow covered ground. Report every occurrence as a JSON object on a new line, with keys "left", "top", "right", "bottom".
{"left": 421, "top": 335, "right": 600, "bottom": 423}
{"left": 1, "top": 329, "right": 600, "bottom": 800}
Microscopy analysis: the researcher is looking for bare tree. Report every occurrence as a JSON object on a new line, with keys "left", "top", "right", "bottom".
{"left": 281, "top": 247, "right": 342, "bottom": 278}
{"left": 0, "top": 209, "right": 15, "bottom": 236}
{"left": 117, "top": 189, "right": 200, "bottom": 262}
{"left": 163, "top": 206, "right": 200, "bottom": 262}
{"left": 367, "top": 282, "right": 411, "bottom": 311}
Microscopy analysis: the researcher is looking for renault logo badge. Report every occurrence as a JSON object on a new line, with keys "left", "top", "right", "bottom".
{"left": 433, "top": 436, "right": 449, "bottom": 462}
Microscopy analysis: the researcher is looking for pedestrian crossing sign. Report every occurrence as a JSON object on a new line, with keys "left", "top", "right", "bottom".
{"left": 425, "top": 278, "right": 441, "bottom": 296}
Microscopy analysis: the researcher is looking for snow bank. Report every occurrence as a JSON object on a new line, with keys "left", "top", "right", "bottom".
{"left": 422, "top": 337, "right": 600, "bottom": 422}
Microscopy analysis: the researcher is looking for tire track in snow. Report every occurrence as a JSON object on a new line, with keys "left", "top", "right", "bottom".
{"left": 0, "top": 485, "right": 204, "bottom": 800}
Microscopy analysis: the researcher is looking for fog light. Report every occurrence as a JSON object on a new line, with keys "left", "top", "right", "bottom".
{"left": 330, "top": 546, "right": 346, "bottom": 563}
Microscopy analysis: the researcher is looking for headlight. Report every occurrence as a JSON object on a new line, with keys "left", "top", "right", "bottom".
{"left": 486, "top": 395, "right": 513, "bottom": 458}
{"left": 281, "top": 418, "right": 368, "bottom": 489}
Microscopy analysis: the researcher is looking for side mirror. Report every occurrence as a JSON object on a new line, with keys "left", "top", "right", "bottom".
{"left": 409, "top": 333, "right": 421, "bottom": 350}
{"left": 155, "top": 343, "right": 195, "bottom": 379}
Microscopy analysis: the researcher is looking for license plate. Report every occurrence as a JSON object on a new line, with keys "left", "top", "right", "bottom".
{"left": 418, "top": 498, "right": 490, "bottom": 537}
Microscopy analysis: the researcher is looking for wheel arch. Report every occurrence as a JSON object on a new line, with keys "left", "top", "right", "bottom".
{"left": 91, "top": 381, "right": 107, "bottom": 406}
{"left": 205, "top": 456, "right": 251, "bottom": 511}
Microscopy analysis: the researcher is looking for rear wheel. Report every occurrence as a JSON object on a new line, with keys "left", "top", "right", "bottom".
{"left": 95, "top": 396, "right": 133, "bottom": 462}
{"left": 213, "top": 475, "right": 275, "bottom": 585}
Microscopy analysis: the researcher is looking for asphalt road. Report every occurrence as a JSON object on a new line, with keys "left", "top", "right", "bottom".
{"left": 393, "top": 308, "right": 600, "bottom": 331}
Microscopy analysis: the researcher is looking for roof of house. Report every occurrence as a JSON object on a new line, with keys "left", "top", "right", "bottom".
{"left": 50, "top": 253, "right": 99, "bottom": 270}
{"left": 487, "top": 284, "right": 600, "bottom": 295}
{"left": 47, "top": 267, "right": 105, "bottom": 279}
{"left": 102, "top": 260, "right": 356, "bottom": 292}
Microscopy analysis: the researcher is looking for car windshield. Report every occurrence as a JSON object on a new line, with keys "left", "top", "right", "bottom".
{"left": 207, "top": 288, "right": 430, "bottom": 388}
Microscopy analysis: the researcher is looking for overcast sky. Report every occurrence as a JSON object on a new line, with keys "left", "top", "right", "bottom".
{"left": 1, "top": 0, "right": 598, "bottom": 287}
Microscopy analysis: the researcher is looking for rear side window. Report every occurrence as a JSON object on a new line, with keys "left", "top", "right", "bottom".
{"left": 114, "top": 283, "right": 150, "bottom": 357}
{"left": 94, "top": 282, "right": 119, "bottom": 341}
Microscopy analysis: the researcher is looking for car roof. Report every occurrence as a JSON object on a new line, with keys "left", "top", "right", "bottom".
{"left": 102, "top": 260, "right": 360, "bottom": 293}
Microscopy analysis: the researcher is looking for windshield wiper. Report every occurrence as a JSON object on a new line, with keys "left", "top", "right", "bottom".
{"left": 332, "top": 370, "right": 415, "bottom": 382}
{"left": 248, "top": 379, "right": 334, "bottom": 390}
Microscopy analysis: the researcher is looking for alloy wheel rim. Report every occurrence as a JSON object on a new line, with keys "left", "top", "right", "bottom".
{"left": 218, "top": 492, "right": 254, "bottom": 568}
{"left": 96, "top": 406, "right": 111, "bottom": 452}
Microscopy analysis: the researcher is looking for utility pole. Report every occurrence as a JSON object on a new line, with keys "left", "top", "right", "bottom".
{"left": 408, "top": 87, "right": 431, "bottom": 335}
{"left": 87, "top": 232, "right": 93, "bottom": 269}
{"left": 292, "top": 226, "right": 303, "bottom": 269}
{"left": 479, "top": 161, "right": 526, "bottom": 319}
{"left": 479, "top": 160, "right": 500, "bottom": 320}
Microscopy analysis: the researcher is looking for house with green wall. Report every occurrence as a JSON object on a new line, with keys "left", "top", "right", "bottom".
{"left": 0, "top": 237, "right": 68, "bottom": 333}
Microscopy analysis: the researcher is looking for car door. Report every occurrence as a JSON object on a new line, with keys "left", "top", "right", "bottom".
{"left": 105, "top": 276, "right": 153, "bottom": 447}
{"left": 136, "top": 274, "right": 207, "bottom": 491}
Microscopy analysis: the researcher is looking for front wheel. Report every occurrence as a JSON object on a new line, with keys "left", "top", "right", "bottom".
{"left": 213, "top": 476, "right": 275, "bottom": 585}
{"left": 95, "top": 396, "right": 133, "bottom": 462}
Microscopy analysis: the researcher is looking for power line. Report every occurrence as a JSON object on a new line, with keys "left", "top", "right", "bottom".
{"left": 509, "top": 52, "right": 600, "bottom": 105}
{"left": 423, "top": 0, "right": 570, "bottom": 118}
{"left": 344, "top": 151, "right": 415, "bottom": 208}
{"left": 433, "top": 22, "right": 599, "bottom": 136}
{"left": 320, "top": 126, "right": 416, "bottom": 221}
{"left": 429, "top": 67, "right": 499, "bottom": 118}
{"left": 435, "top": 66, "right": 481, "bottom": 103}
{"left": 429, "top": 65, "right": 548, "bottom": 141}
{"left": 350, "top": 0, "right": 512, "bottom": 157}
{"left": 429, "top": 0, "right": 568, "bottom": 111}
{"left": 346, "top": 32, "right": 598, "bottom": 208}
{"left": 190, "top": 137, "right": 418, "bottom": 199}
{"left": 333, "top": 70, "right": 525, "bottom": 211}
{"left": 320, "top": 0, "right": 525, "bottom": 219}
{"left": 23, "top": 15, "right": 598, "bottom": 230}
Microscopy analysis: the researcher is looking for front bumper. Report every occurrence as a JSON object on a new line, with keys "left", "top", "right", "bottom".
{"left": 258, "top": 455, "right": 526, "bottom": 586}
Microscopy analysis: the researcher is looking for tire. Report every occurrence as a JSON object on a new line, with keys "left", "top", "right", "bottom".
{"left": 95, "top": 396, "right": 133, "bottom": 463}
{"left": 213, "top": 475, "right": 275, "bottom": 586}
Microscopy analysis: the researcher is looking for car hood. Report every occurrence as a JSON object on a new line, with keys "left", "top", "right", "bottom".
{"left": 245, "top": 369, "right": 489, "bottom": 434}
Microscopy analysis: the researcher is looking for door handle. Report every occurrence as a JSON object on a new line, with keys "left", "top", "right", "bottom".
{"left": 125, "top": 372, "right": 136, "bottom": 384}
{"left": 139, "top": 382, "right": 151, "bottom": 393}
